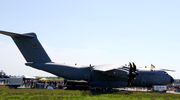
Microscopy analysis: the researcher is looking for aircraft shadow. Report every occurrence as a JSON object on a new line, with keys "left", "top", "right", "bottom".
{"left": 79, "top": 89, "right": 133, "bottom": 96}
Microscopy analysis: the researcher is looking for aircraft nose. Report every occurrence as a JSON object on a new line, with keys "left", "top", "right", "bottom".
{"left": 170, "top": 76, "right": 174, "bottom": 84}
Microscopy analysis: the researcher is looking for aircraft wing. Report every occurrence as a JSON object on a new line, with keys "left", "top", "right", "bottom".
{"left": 93, "top": 64, "right": 124, "bottom": 72}
{"left": 93, "top": 64, "right": 129, "bottom": 79}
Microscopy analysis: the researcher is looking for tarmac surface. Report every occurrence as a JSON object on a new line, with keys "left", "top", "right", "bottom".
{"left": 116, "top": 87, "right": 180, "bottom": 94}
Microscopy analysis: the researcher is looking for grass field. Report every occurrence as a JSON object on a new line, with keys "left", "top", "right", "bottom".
{"left": 0, "top": 86, "right": 180, "bottom": 100}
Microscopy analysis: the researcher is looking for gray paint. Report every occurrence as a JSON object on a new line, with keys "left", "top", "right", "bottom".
{"left": 0, "top": 30, "right": 174, "bottom": 88}
{"left": 12, "top": 33, "right": 51, "bottom": 63}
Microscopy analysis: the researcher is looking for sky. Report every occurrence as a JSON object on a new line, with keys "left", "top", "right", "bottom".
{"left": 0, "top": 1, "right": 180, "bottom": 79}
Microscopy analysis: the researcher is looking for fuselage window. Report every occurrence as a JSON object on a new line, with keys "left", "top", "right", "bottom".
{"left": 114, "top": 72, "right": 118, "bottom": 74}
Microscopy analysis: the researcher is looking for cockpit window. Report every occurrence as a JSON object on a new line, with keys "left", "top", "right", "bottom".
{"left": 164, "top": 72, "right": 168, "bottom": 75}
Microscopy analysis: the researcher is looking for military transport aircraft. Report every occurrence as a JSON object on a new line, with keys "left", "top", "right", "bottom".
{"left": 0, "top": 31, "right": 174, "bottom": 89}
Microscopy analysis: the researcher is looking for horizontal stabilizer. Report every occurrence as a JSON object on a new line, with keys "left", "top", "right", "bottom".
{"left": 0, "top": 30, "right": 34, "bottom": 38}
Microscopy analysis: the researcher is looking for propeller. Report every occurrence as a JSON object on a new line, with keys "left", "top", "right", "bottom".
{"left": 127, "top": 62, "right": 139, "bottom": 86}
{"left": 127, "top": 62, "right": 132, "bottom": 86}
{"left": 129, "top": 62, "right": 132, "bottom": 76}
{"left": 132, "top": 62, "right": 136, "bottom": 72}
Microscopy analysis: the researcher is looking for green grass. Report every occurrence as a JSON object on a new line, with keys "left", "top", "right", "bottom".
{"left": 0, "top": 85, "right": 180, "bottom": 100}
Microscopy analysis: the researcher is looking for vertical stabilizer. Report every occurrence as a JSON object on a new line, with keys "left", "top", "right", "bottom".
{"left": 0, "top": 31, "right": 51, "bottom": 63}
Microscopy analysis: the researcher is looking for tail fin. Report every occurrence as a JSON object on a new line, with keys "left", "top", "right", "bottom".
{"left": 0, "top": 31, "right": 52, "bottom": 63}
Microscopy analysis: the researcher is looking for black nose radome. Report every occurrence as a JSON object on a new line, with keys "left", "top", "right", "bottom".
{"left": 170, "top": 76, "right": 174, "bottom": 83}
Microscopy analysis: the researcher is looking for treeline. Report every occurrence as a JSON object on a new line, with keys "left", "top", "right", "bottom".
{"left": 174, "top": 79, "right": 180, "bottom": 84}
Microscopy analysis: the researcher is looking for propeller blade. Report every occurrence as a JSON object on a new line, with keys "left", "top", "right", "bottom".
{"left": 132, "top": 62, "right": 136, "bottom": 72}
{"left": 129, "top": 62, "right": 132, "bottom": 74}
{"left": 127, "top": 62, "right": 133, "bottom": 86}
